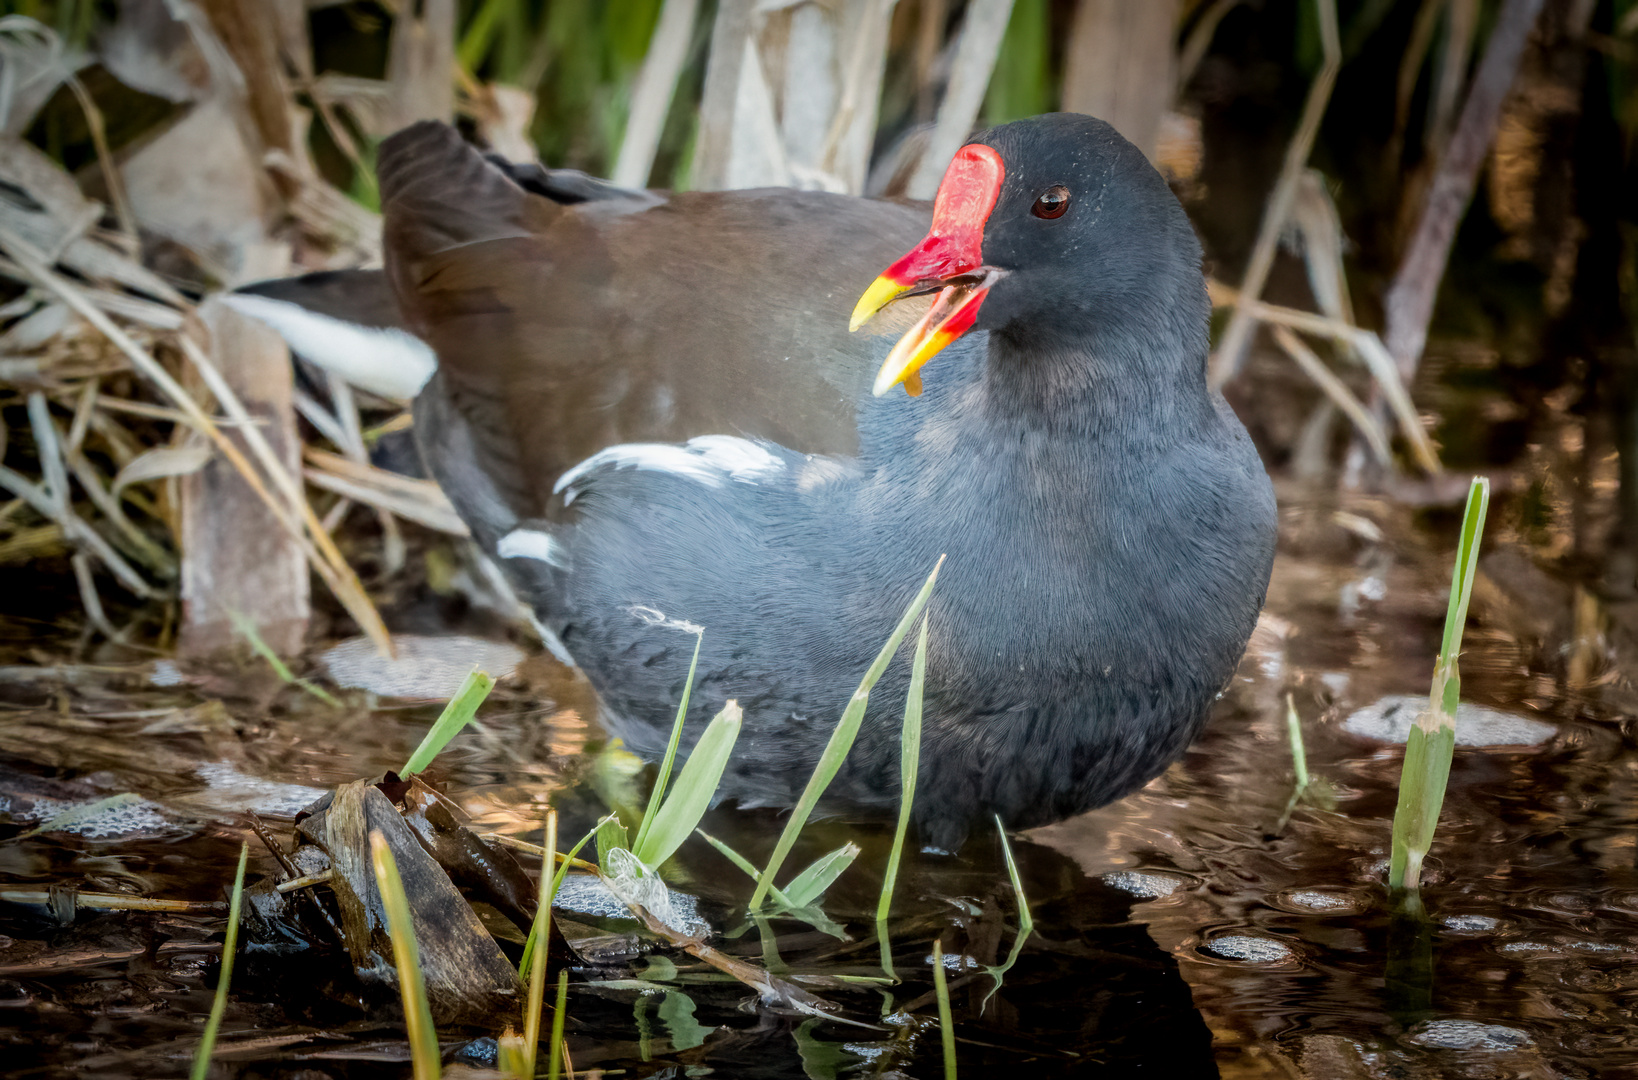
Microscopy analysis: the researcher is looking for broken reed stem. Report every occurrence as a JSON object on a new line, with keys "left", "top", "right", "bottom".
{"left": 0, "top": 223, "right": 392, "bottom": 653}
{"left": 1208, "top": 0, "right": 1340, "bottom": 387}
{"left": 177, "top": 334, "right": 392, "bottom": 653}
{"left": 1381, "top": 0, "right": 1548, "bottom": 384}
{"left": 1388, "top": 476, "right": 1489, "bottom": 894}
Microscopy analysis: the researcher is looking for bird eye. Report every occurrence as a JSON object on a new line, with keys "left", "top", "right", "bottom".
{"left": 1031, "top": 186, "right": 1070, "bottom": 219}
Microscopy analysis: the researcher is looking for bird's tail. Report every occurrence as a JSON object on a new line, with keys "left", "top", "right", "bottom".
{"left": 223, "top": 270, "right": 436, "bottom": 399}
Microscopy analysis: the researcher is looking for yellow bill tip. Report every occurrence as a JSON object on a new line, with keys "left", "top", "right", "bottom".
{"left": 850, "top": 275, "right": 909, "bottom": 333}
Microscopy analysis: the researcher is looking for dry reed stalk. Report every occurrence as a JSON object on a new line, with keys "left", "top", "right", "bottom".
{"left": 1271, "top": 325, "right": 1392, "bottom": 466}
{"left": 0, "top": 223, "right": 391, "bottom": 652}
{"left": 1207, "top": 0, "right": 1341, "bottom": 387}
{"left": 907, "top": 0, "right": 1017, "bottom": 199}
{"left": 1211, "top": 284, "right": 1443, "bottom": 473}
{"left": 1382, "top": 0, "right": 1548, "bottom": 384}
{"left": 613, "top": 0, "right": 702, "bottom": 188}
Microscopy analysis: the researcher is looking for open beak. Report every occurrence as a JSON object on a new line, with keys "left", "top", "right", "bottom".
{"left": 850, "top": 144, "right": 1006, "bottom": 397}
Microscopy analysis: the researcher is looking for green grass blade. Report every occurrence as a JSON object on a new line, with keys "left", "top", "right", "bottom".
{"left": 401, "top": 669, "right": 496, "bottom": 776}
{"left": 875, "top": 918, "right": 897, "bottom": 982}
{"left": 370, "top": 832, "right": 441, "bottom": 1080}
{"left": 980, "top": 819, "right": 1034, "bottom": 1011}
{"left": 229, "top": 609, "right": 339, "bottom": 707}
{"left": 877, "top": 614, "right": 928, "bottom": 922}
{"left": 750, "top": 559, "right": 943, "bottom": 909}
{"left": 1389, "top": 476, "right": 1489, "bottom": 892}
{"left": 695, "top": 830, "right": 795, "bottom": 907}
{"left": 521, "top": 810, "right": 558, "bottom": 1079}
{"left": 521, "top": 823, "right": 597, "bottom": 978}
{"left": 190, "top": 842, "right": 248, "bottom": 1080}
{"left": 546, "top": 968, "right": 569, "bottom": 1080}
{"left": 631, "top": 701, "right": 743, "bottom": 869}
{"left": 781, "top": 842, "right": 860, "bottom": 908}
{"left": 932, "top": 938, "right": 957, "bottom": 1080}
{"left": 1286, "top": 692, "right": 1310, "bottom": 789}
{"left": 632, "top": 630, "right": 705, "bottom": 858}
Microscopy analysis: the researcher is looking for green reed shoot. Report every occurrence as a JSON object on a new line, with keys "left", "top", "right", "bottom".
{"left": 932, "top": 938, "right": 957, "bottom": 1080}
{"left": 370, "top": 832, "right": 441, "bottom": 1080}
{"left": 877, "top": 614, "right": 928, "bottom": 923}
{"left": 980, "top": 819, "right": 1033, "bottom": 1009}
{"left": 631, "top": 630, "right": 704, "bottom": 858}
{"left": 547, "top": 968, "right": 570, "bottom": 1080}
{"left": 401, "top": 669, "right": 496, "bottom": 776}
{"left": 229, "top": 609, "right": 339, "bottom": 707}
{"left": 750, "top": 558, "right": 943, "bottom": 908}
{"left": 190, "top": 842, "right": 248, "bottom": 1080}
{"left": 1389, "top": 476, "right": 1489, "bottom": 893}
{"left": 520, "top": 822, "right": 597, "bottom": 979}
{"left": 1287, "top": 692, "right": 1310, "bottom": 790}
{"left": 519, "top": 810, "right": 558, "bottom": 1079}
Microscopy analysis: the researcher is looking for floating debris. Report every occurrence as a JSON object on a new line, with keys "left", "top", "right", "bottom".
{"left": 1102, "top": 870, "right": 1184, "bottom": 898}
{"left": 1404, "top": 1020, "right": 1533, "bottom": 1051}
{"left": 321, "top": 634, "right": 525, "bottom": 699}
{"left": 1199, "top": 934, "right": 1297, "bottom": 965}
{"left": 1342, "top": 695, "right": 1556, "bottom": 747}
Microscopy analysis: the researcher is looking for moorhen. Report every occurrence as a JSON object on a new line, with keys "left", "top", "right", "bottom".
{"left": 233, "top": 113, "right": 1276, "bottom": 851}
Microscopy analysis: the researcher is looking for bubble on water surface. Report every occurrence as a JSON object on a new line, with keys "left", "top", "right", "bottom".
{"left": 322, "top": 634, "right": 525, "bottom": 699}
{"left": 192, "top": 761, "right": 326, "bottom": 817}
{"left": 1442, "top": 914, "right": 1500, "bottom": 932}
{"left": 1199, "top": 934, "right": 1295, "bottom": 964}
{"left": 1280, "top": 889, "right": 1360, "bottom": 913}
{"left": 1405, "top": 1020, "right": 1533, "bottom": 1051}
{"left": 552, "top": 872, "right": 709, "bottom": 937}
{"left": 1342, "top": 695, "right": 1555, "bottom": 746}
{"left": 0, "top": 793, "right": 171, "bottom": 838}
{"left": 1102, "top": 870, "right": 1182, "bottom": 898}
{"left": 925, "top": 952, "right": 980, "bottom": 972}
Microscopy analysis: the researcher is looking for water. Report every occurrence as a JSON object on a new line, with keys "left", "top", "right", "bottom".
{"left": 3, "top": 381, "right": 1637, "bottom": 1077}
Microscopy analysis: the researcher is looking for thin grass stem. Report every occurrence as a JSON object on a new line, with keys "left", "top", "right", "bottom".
{"left": 521, "top": 809, "right": 558, "bottom": 1078}
{"left": 190, "top": 843, "right": 248, "bottom": 1080}
{"left": 932, "top": 938, "right": 956, "bottom": 1080}
{"left": 750, "top": 559, "right": 942, "bottom": 909}
{"left": 877, "top": 614, "right": 928, "bottom": 923}
{"left": 547, "top": 968, "right": 569, "bottom": 1080}
{"left": 632, "top": 630, "right": 704, "bottom": 857}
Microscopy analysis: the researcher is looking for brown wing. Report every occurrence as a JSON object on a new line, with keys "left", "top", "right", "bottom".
{"left": 378, "top": 122, "right": 930, "bottom": 521}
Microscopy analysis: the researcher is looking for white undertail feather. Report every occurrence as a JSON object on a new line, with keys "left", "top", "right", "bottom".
{"left": 221, "top": 294, "right": 437, "bottom": 400}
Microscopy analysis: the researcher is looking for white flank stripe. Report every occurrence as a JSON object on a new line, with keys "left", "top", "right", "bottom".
{"left": 497, "top": 528, "right": 568, "bottom": 568}
{"left": 221, "top": 293, "right": 437, "bottom": 399}
{"left": 553, "top": 434, "right": 785, "bottom": 502}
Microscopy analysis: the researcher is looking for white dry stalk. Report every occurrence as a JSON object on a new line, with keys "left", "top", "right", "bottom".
{"left": 613, "top": 0, "right": 702, "bottom": 188}
{"left": 1215, "top": 287, "right": 1443, "bottom": 474}
{"left": 0, "top": 222, "right": 390, "bottom": 651}
{"left": 907, "top": 0, "right": 1017, "bottom": 199}
{"left": 1208, "top": 0, "right": 1341, "bottom": 386}
{"left": 1271, "top": 325, "right": 1390, "bottom": 466}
